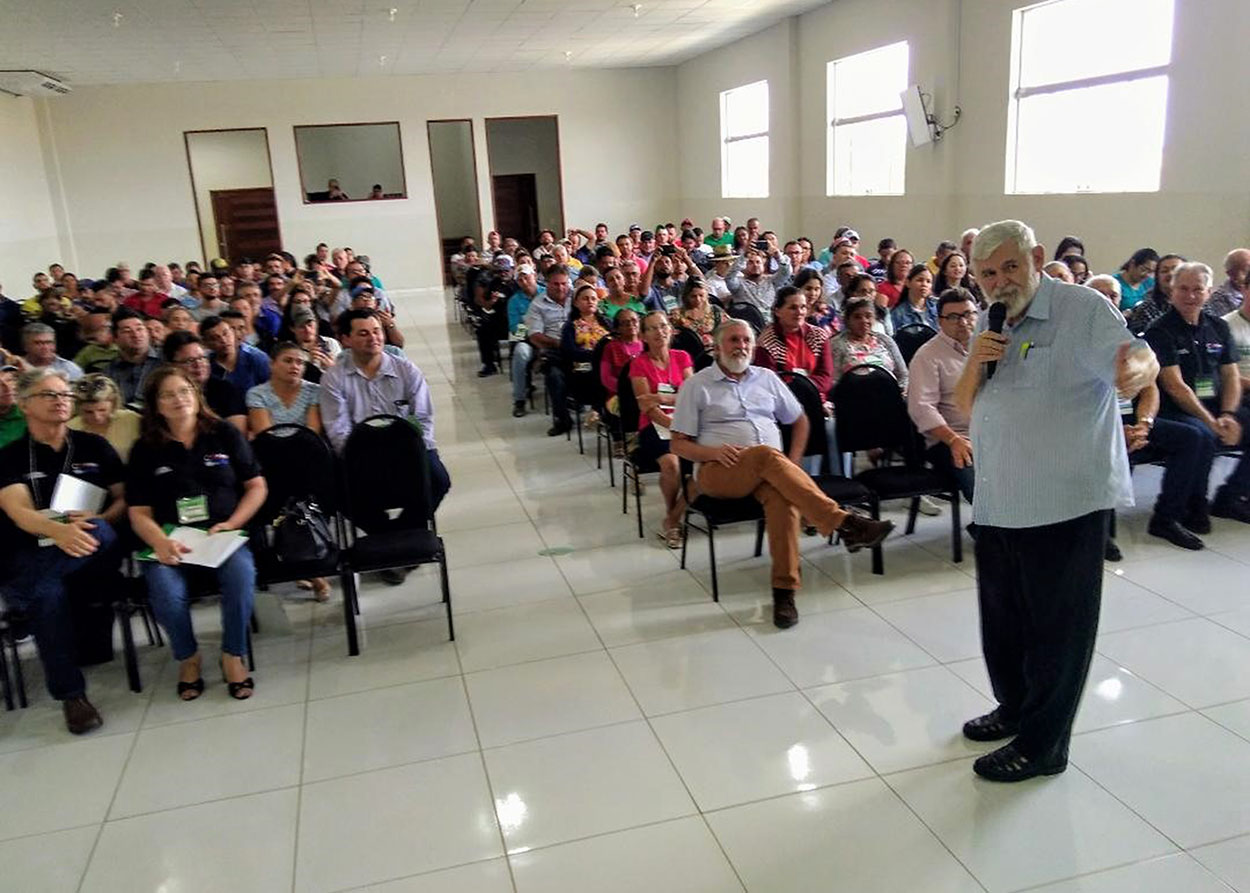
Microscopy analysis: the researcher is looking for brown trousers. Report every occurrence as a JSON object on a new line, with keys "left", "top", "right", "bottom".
{"left": 696, "top": 446, "right": 849, "bottom": 590}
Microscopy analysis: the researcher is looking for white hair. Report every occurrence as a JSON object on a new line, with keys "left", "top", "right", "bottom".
{"left": 713, "top": 318, "right": 753, "bottom": 347}
{"left": 17, "top": 366, "right": 71, "bottom": 400}
{"left": 970, "top": 220, "right": 1037, "bottom": 264}
{"left": 1224, "top": 248, "right": 1250, "bottom": 272}
{"left": 1085, "top": 273, "right": 1121, "bottom": 296}
{"left": 1172, "top": 261, "right": 1213, "bottom": 288}
{"left": 960, "top": 227, "right": 979, "bottom": 241}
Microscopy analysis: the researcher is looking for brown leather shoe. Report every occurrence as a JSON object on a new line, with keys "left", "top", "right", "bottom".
{"left": 62, "top": 696, "right": 102, "bottom": 735}
{"left": 838, "top": 513, "right": 894, "bottom": 553}
{"left": 772, "top": 589, "right": 798, "bottom": 629}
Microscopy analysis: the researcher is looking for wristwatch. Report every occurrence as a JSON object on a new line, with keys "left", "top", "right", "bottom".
{"left": 1139, "top": 416, "right": 1154, "bottom": 429}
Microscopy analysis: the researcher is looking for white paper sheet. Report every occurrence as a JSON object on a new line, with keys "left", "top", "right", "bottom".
{"left": 49, "top": 474, "right": 108, "bottom": 515}
{"left": 166, "top": 527, "right": 248, "bottom": 568}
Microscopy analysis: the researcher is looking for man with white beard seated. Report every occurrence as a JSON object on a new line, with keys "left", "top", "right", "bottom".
{"left": 670, "top": 319, "right": 894, "bottom": 630}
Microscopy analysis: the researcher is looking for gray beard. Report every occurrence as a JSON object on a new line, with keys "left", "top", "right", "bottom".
{"left": 721, "top": 354, "right": 751, "bottom": 374}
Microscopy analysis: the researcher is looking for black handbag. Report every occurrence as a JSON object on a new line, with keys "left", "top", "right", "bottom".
{"left": 268, "top": 497, "right": 335, "bottom": 564}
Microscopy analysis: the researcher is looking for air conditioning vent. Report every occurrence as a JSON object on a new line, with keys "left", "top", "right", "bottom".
{"left": 0, "top": 70, "right": 71, "bottom": 97}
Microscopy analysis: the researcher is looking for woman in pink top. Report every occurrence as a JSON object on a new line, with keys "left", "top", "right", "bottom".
{"left": 600, "top": 308, "right": 644, "bottom": 399}
{"left": 630, "top": 311, "right": 693, "bottom": 548}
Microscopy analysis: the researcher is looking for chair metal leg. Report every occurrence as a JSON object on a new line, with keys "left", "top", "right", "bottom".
{"left": 905, "top": 497, "right": 920, "bottom": 535}
{"left": 140, "top": 608, "right": 155, "bottom": 646}
{"left": 870, "top": 497, "right": 885, "bottom": 576}
{"left": 250, "top": 613, "right": 260, "bottom": 633}
{"left": 10, "top": 639, "right": 27, "bottom": 708}
{"left": 950, "top": 491, "right": 963, "bottom": 563}
{"left": 634, "top": 473, "right": 644, "bottom": 539}
{"left": 151, "top": 609, "right": 165, "bottom": 647}
{"left": 595, "top": 424, "right": 603, "bottom": 469}
{"left": 341, "top": 571, "right": 360, "bottom": 656}
{"left": 439, "top": 556, "right": 455, "bottom": 641}
{"left": 753, "top": 519, "right": 765, "bottom": 557}
{"left": 679, "top": 510, "right": 691, "bottom": 569}
{"left": 706, "top": 523, "right": 720, "bottom": 602}
{"left": 118, "top": 604, "right": 142, "bottom": 693}
{"left": 0, "top": 639, "right": 13, "bottom": 711}
{"left": 246, "top": 625, "right": 255, "bottom": 672}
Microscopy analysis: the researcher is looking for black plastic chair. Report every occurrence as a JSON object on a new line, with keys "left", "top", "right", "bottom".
{"left": 339, "top": 414, "right": 453, "bottom": 656}
{"left": 617, "top": 359, "right": 662, "bottom": 538}
{"left": 893, "top": 323, "right": 937, "bottom": 365}
{"left": 563, "top": 335, "right": 610, "bottom": 456}
{"left": 679, "top": 480, "right": 765, "bottom": 603}
{"left": 831, "top": 363, "right": 962, "bottom": 574}
{"left": 726, "top": 302, "right": 766, "bottom": 334}
{"left": 0, "top": 609, "right": 28, "bottom": 710}
{"left": 670, "top": 326, "right": 708, "bottom": 368}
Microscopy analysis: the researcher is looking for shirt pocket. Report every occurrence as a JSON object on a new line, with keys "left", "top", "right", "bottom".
{"left": 1010, "top": 344, "right": 1053, "bottom": 389}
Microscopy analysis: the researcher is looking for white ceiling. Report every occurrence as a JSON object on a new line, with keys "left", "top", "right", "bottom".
{"left": 0, "top": 0, "right": 829, "bottom": 86}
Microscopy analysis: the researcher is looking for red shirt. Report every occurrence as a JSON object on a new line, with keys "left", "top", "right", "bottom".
{"left": 123, "top": 290, "right": 170, "bottom": 319}
{"left": 628, "top": 349, "right": 693, "bottom": 431}
{"left": 783, "top": 329, "right": 814, "bottom": 375}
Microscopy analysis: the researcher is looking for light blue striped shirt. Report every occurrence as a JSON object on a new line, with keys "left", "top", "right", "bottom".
{"left": 969, "top": 277, "right": 1134, "bottom": 528}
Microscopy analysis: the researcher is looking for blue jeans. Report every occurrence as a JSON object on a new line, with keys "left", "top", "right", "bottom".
{"left": 1134, "top": 416, "right": 1215, "bottom": 521}
{"left": 926, "top": 442, "right": 976, "bottom": 503}
{"left": 6, "top": 518, "right": 119, "bottom": 700}
{"left": 511, "top": 342, "right": 534, "bottom": 402}
{"left": 144, "top": 544, "right": 256, "bottom": 661}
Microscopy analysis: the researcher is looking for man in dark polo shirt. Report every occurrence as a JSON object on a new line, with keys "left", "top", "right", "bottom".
{"left": 163, "top": 331, "right": 248, "bottom": 434}
{"left": 106, "top": 308, "right": 161, "bottom": 406}
{"left": 0, "top": 368, "right": 125, "bottom": 734}
{"left": 1144, "top": 262, "right": 1250, "bottom": 524}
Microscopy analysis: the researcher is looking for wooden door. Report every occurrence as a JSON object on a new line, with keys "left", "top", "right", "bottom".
{"left": 491, "top": 173, "right": 539, "bottom": 249}
{"left": 210, "top": 187, "right": 281, "bottom": 264}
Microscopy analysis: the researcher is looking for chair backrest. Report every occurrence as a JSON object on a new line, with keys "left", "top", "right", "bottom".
{"left": 831, "top": 364, "right": 919, "bottom": 460}
{"left": 726, "top": 302, "right": 766, "bottom": 334}
{"left": 340, "top": 414, "right": 434, "bottom": 533}
{"left": 615, "top": 358, "right": 641, "bottom": 437}
{"left": 893, "top": 323, "right": 937, "bottom": 365}
{"left": 780, "top": 373, "right": 827, "bottom": 460}
{"left": 693, "top": 352, "right": 715, "bottom": 372}
{"left": 251, "top": 423, "right": 338, "bottom": 527}
{"left": 669, "top": 326, "right": 707, "bottom": 366}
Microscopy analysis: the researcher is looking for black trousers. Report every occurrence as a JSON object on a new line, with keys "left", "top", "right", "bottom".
{"left": 974, "top": 509, "right": 1109, "bottom": 763}
{"left": 473, "top": 310, "right": 507, "bottom": 368}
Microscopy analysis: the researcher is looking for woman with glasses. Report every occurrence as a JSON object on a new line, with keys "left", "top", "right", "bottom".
{"left": 127, "top": 365, "right": 267, "bottom": 702}
{"left": 69, "top": 373, "right": 141, "bottom": 460}
{"left": 162, "top": 330, "right": 247, "bottom": 434}
{"left": 829, "top": 296, "right": 907, "bottom": 390}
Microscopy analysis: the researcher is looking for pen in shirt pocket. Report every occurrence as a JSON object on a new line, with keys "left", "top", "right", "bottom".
{"left": 1019, "top": 341, "right": 1034, "bottom": 360}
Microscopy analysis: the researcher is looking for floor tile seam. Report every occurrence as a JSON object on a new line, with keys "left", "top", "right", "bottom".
{"left": 106, "top": 779, "right": 302, "bottom": 824}
{"left": 289, "top": 641, "right": 316, "bottom": 893}
{"left": 307, "top": 611, "right": 463, "bottom": 644}
{"left": 135, "top": 697, "right": 307, "bottom": 734}
{"left": 326, "top": 854, "right": 514, "bottom": 893}
{"left": 1186, "top": 828, "right": 1250, "bottom": 853}
{"left": 73, "top": 666, "right": 153, "bottom": 893}
{"left": 0, "top": 819, "right": 101, "bottom": 848}
{"left": 0, "top": 721, "right": 144, "bottom": 758}
{"left": 1089, "top": 646, "right": 1217, "bottom": 711}
{"left": 1203, "top": 611, "right": 1250, "bottom": 643}
{"left": 304, "top": 669, "right": 469, "bottom": 704}
{"left": 460, "top": 641, "right": 609, "bottom": 678}
{"left": 1005, "top": 852, "right": 1226, "bottom": 893}
{"left": 1106, "top": 567, "right": 1245, "bottom": 616}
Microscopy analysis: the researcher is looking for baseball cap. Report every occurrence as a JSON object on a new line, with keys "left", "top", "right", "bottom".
{"left": 493, "top": 254, "right": 515, "bottom": 269}
{"left": 350, "top": 283, "right": 375, "bottom": 298}
{"left": 209, "top": 257, "right": 229, "bottom": 271}
{"left": 628, "top": 222, "right": 641, "bottom": 232}
{"left": 515, "top": 263, "right": 536, "bottom": 277}
{"left": 290, "top": 307, "right": 316, "bottom": 327}
{"left": 641, "top": 230, "right": 654, "bottom": 240}
{"left": 844, "top": 229, "right": 860, "bottom": 241}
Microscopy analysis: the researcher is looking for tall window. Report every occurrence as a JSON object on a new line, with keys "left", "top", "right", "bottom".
{"left": 826, "top": 41, "right": 909, "bottom": 196}
{"left": 720, "top": 80, "right": 769, "bottom": 198}
{"left": 1007, "top": 0, "right": 1174, "bottom": 194}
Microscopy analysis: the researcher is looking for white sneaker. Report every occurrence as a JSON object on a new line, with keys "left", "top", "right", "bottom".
{"left": 917, "top": 496, "right": 943, "bottom": 516}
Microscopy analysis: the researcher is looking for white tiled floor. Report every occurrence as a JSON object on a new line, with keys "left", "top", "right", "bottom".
{"left": 3, "top": 290, "right": 1250, "bottom": 892}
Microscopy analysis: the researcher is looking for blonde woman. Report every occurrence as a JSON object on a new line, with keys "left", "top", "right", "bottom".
{"left": 69, "top": 373, "right": 141, "bottom": 460}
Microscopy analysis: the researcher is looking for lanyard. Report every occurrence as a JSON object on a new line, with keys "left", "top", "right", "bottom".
{"left": 28, "top": 431, "right": 74, "bottom": 509}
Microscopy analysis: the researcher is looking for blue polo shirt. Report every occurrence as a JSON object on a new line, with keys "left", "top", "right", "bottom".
{"left": 970, "top": 278, "right": 1135, "bottom": 528}
{"left": 212, "top": 342, "right": 271, "bottom": 393}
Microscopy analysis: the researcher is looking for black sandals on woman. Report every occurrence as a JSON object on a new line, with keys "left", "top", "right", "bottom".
{"left": 226, "top": 677, "right": 255, "bottom": 700}
{"left": 177, "top": 678, "right": 205, "bottom": 701}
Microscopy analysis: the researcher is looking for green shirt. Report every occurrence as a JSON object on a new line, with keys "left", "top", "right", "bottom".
{"left": 704, "top": 233, "right": 734, "bottom": 248}
{"left": 0, "top": 405, "right": 25, "bottom": 449}
{"left": 74, "top": 343, "right": 120, "bottom": 374}
{"left": 601, "top": 298, "right": 646, "bottom": 321}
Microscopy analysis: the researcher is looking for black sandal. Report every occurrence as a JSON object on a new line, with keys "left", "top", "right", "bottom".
{"left": 226, "top": 677, "right": 255, "bottom": 700}
{"left": 962, "top": 708, "right": 1020, "bottom": 742}
{"left": 177, "top": 678, "right": 205, "bottom": 701}
{"left": 973, "top": 743, "right": 1066, "bottom": 782}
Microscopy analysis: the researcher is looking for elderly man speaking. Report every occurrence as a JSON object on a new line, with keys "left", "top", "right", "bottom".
{"left": 671, "top": 319, "right": 893, "bottom": 629}
{"left": 954, "top": 220, "right": 1158, "bottom": 782}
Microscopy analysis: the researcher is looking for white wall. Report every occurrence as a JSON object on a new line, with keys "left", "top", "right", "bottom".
{"left": 484, "top": 117, "right": 564, "bottom": 236}
{"left": 293, "top": 123, "right": 405, "bottom": 200}
{"left": 31, "top": 67, "right": 677, "bottom": 293}
{"left": 428, "top": 120, "right": 482, "bottom": 243}
{"left": 677, "top": 19, "right": 800, "bottom": 239}
{"left": 678, "top": 0, "right": 1250, "bottom": 273}
{"left": 185, "top": 129, "right": 274, "bottom": 262}
{"left": 0, "top": 96, "right": 64, "bottom": 293}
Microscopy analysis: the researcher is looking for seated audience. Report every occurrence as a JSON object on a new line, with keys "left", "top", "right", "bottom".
{"left": 1063, "top": 254, "right": 1091, "bottom": 285}
{"left": 600, "top": 309, "right": 643, "bottom": 402}
{"left": 669, "top": 278, "right": 724, "bottom": 352}
{"left": 1143, "top": 262, "right": 1250, "bottom": 523}
{"left": 1208, "top": 248, "right": 1249, "bottom": 317}
{"left": 0, "top": 368, "right": 125, "bottom": 733}
{"left": 1114, "top": 248, "right": 1159, "bottom": 311}
{"left": 1126, "top": 253, "right": 1185, "bottom": 334}
{"left": 0, "top": 365, "right": 23, "bottom": 447}
{"left": 290, "top": 307, "right": 340, "bottom": 380}
{"left": 121, "top": 269, "right": 169, "bottom": 319}
{"left": 630, "top": 312, "right": 693, "bottom": 547}
{"left": 926, "top": 240, "right": 958, "bottom": 276}
{"left": 907, "top": 288, "right": 977, "bottom": 501}
{"left": 560, "top": 284, "right": 611, "bottom": 410}
{"left": 1043, "top": 261, "right": 1075, "bottom": 283}
{"left": 866, "top": 238, "right": 895, "bottom": 281}
{"left": 19, "top": 322, "right": 83, "bottom": 380}
{"left": 830, "top": 296, "right": 908, "bottom": 388}
{"left": 1054, "top": 235, "right": 1086, "bottom": 261}
{"left": 522, "top": 266, "right": 573, "bottom": 432}
{"left": 889, "top": 264, "right": 938, "bottom": 331}
{"left": 246, "top": 342, "right": 321, "bottom": 434}
{"left": 468, "top": 270, "right": 509, "bottom": 378}
{"left": 163, "top": 304, "right": 198, "bottom": 337}
{"left": 600, "top": 268, "right": 647, "bottom": 320}
{"left": 1086, "top": 275, "right": 1124, "bottom": 317}
{"left": 877, "top": 249, "right": 914, "bottom": 308}
{"left": 201, "top": 314, "right": 270, "bottom": 393}
{"left": 670, "top": 319, "right": 893, "bottom": 629}
{"left": 73, "top": 310, "right": 119, "bottom": 373}
{"left": 106, "top": 308, "right": 161, "bottom": 405}
{"left": 933, "top": 251, "right": 983, "bottom": 306}
{"left": 726, "top": 242, "right": 791, "bottom": 319}
{"left": 320, "top": 309, "right": 450, "bottom": 509}
{"left": 507, "top": 265, "right": 542, "bottom": 417}
{"left": 128, "top": 365, "right": 266, "bottom": 702}
{"left": 792, "top": 268, "right": 839, "bottom": 332}
{"left": 163, "top": 330, "right": 248, "bottom": 433}
{"left": 69, "top": 373, "right": 141, "bottom": 460}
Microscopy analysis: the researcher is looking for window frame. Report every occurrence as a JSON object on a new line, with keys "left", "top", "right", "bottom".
{"left": 826, "top": 40, "right": 910, "bottom": 197}
{"left": 719, "top": 79, "right": 770, "bottom": 199}
{"left": 1005, "top": 0, "right": 1174, "bottom": 194}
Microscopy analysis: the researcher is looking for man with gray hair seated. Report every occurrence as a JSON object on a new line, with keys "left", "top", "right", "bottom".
{"left": 954, "top": 219, "right": 1159, "bottom": 782}
{"left": 17, "top": 322, "right": 83, "bottom": 381}
{"left": 1207, "top": 248, "right": 1248, "bottom": 318}
{"left": 1144, "top": 261, "right": 1250, "bottom": 524}
{"left": 670, "top": 319, "right": 893, "bottom": 630}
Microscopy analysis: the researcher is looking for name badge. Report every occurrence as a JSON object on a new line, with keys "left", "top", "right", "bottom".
{"left": 574, "top": 362, "right": 592, "bottom": 373}
{"left": 657, "top": 383, "right": 676, "bottom": 395}
{"left": 1194, "top": 377, "right": 1216, "bottom": 400}
{"left": 662, "top": 295, "right": 678, "bottom": 312}
{"left": 176, "top": 495, "right": 209, "bottom": 525}
{"left": 202, "top": 453, "right": 229, "bottom": 468}
{"left": 791, "top": 367, "right": 808, "bottom": 377}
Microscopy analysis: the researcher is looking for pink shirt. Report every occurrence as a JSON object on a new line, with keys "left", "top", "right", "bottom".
{"left": 906, "top": 330, "right": 970, "bottom": 446}
{"left": 629, "top": 349, "right": 693, "bottom": 431}
{"left": 601, "top": 339, "right": 644, "bottom": 394}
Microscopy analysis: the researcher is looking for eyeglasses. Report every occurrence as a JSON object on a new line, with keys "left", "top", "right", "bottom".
{"left": 176, "top": 355, "right": 209, "bottom": 366}
{"left": 940, "top": 311, "right": 978, "bottom": 322}
{"left": 158, "top": 386, "right": 197, "bottom": 402}
{"left": 31, "top": 391, "right": 76, "bottom": 403}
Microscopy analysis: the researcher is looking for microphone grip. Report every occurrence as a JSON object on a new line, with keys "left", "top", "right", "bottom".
{"left": 986, "top": 302, "right": 1007, "bottom": 381}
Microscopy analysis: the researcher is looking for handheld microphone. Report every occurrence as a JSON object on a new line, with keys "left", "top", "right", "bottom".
{"left": 986, "top": 302, "right": 1007, "bottom": 380}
